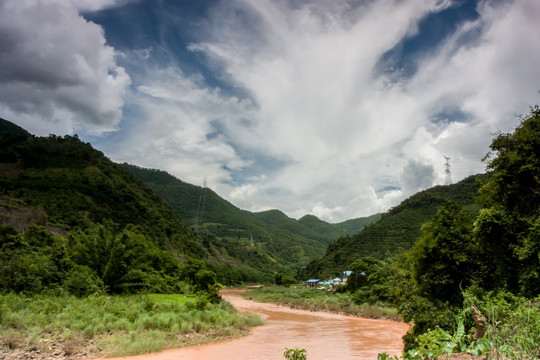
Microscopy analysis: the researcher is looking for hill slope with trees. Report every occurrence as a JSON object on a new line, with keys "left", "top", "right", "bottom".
{"left": 304, "top": 173, "right": 484, "bottom": 278}
{"left": 120, "top": 164, "right": 380, "bottom": 270}
{"left": 0, "top": 119, "right": 231, "bottom": 295}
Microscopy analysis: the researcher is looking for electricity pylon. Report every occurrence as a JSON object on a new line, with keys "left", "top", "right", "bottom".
{"left": 444, "top": 156, "right": 452, "bottom": 185}
{"left": 194, "top": 177, "right": 207, "bottom": 233}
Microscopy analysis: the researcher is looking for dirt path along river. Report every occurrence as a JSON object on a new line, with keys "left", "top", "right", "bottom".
{"left": 106, "top": 289, "right": 410, "bottom": 360}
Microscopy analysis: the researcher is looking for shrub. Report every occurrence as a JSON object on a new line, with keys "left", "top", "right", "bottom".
{"left": 63, "top": 264, "right": 105, "bottom": 297}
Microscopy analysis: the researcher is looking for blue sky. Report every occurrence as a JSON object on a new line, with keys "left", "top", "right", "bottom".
{"left": 1, "top": 0, "right": 539, "bottom": 222}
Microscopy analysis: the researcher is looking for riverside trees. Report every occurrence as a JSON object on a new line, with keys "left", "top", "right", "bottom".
{"left": 400, "top": 106, "right": 540, "bottom": 350}
{"left": 341, "top": 107, "right": 540, "bottom": 353}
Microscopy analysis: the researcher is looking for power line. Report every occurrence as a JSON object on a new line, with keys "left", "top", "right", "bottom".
{"left": 194, "top": 177, "right": 207, "bottom": 234}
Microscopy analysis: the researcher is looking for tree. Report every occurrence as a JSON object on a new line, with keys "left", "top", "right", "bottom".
{"left": 481, "top": 105, "right": 539, "bottom": 218}
{"left": 347, "top": 257, "right": 380, "bottom": 291}
{"left": 409, "top": 201, "right": 476, "bottom": 305}
{"left": 478, "top": 105, "right": 540, "bottom": 296}
{"left": 401, "top": 107, "right": 540, "bottom": 350}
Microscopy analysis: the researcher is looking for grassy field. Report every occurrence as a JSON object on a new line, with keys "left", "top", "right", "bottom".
{"left": 242, "top": 285, "right": 400, "bottom": 321}
{"left": 0, "top": 293, "right": 262, "bottom": 358}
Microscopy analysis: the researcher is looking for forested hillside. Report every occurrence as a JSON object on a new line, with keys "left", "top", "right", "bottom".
{"left": 304, "top": 174, "right": 483, "bottom": 278}
{"left": 0, "top": 117, "right": 381, "bottom": 293}
{"left": 0, "top": 119, "right": 233, "bottom": 295}
{"left": 121, "top": 164, "right": 380, "bottom": 271}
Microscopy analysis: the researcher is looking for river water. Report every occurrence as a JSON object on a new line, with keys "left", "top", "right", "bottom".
{"left": 107, "top": 289, "right": 409, "bottom": 360}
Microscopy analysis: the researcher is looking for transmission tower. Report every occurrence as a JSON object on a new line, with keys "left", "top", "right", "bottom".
{"left": 444, "top": 156, "right": 452, "bottom": 185}
{"left": 194, "top": 177, "right": 207, "bottom": 233}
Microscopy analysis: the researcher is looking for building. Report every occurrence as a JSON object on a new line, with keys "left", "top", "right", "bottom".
{"left": 305, "top": 279, "right": 320, "bottom": 288}
{"left": 342, "top": 270, "right": 353, "bottom": 283}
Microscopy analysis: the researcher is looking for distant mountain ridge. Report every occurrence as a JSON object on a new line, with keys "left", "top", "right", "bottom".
{"left": 1, "top": 117, "right": 485, "bottom": 285}
{"left": 121, "top": 164, "right": 381, "bottom": 268}
{"left": 121, "top": 164, "right": 380, "bottom": 242}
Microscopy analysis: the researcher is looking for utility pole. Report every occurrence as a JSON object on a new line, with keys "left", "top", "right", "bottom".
{"left": 194, "top": 177, "right": 207, "bottom": 233}
{"left": 444, "top": 156, "right": 452, "bottom": 185}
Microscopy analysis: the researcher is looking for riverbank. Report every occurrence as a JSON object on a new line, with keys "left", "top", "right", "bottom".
{"left": 0, "top": 293, "right": 261, "bottom": 360}
{"left": 100, "top": 289, "right": 409, "bottom": 360}
{"left": 242, "top": 285, "right": 402, "bottom": 321}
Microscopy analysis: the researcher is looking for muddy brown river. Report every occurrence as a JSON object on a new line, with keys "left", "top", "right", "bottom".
{"left": 107, "top": 289, "right": 409, "bottom": 360}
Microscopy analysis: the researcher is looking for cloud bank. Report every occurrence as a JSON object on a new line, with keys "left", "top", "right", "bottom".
{"left": 2, "top": 0, "right": 540, "bottom": 222}
{"left": 121, "top": 0, "right": 538, "bottom": 221}
{"left": 0, "top": 0, "right": 130, "bottom": 135}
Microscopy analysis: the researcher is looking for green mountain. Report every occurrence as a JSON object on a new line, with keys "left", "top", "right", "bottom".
{"left": 304, "top": 174, "right": 484, "bottom": 278}
{"left": 251, "top": 210, "right": 381, "bottom": 245}
{"left": 120, "top": 164, "right": 380, "bottom": 271}
{"left": 2, "top": 117, "right": 483, "bottom": 287}
{"left": 0, "top": 129, "right": 209, "bottom": 255}
{"left": 0, "top": 117, "right": 31, "bottom": 137}
{"left": 0, "top": 122, "right": 296, "bottom": 286}
{"left": 0, "top": 122, "right": 229, "bottom": 294}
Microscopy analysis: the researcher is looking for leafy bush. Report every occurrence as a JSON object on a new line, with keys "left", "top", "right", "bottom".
{"left": 466, "top": 290, "right": 540, "bottom": 359}
{"left": 63, "top": 264, "right": 105, "bottom": 297}
{"left": 284, "top": 347, "right": 307, "bottom": 360}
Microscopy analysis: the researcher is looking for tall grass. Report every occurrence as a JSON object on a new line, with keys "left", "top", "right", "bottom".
{"left": 0, "top": 293, "right": 261, "bottom": 357}
{"left": 243, "top": 285, "right": 400, "bottom": 320}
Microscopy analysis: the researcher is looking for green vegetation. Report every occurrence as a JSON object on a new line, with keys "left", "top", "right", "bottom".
{"left": 0, "top": 220, "right": 225, "bottom": 298}
{"left": 0, "top": 121, "right": 258, "bottom": 356}
{"left": 243, "top": 286, "right": 399, "bottom": 320}
{"left": 0, "top": 118, "right": 31, "bottom": 138}
{"left": 284, "top": 347, "right": 308, "bottom": 360}
{"left": 0, "top": 131, "right": 204, "bottom": 257}
{"left": 2, "top": 103, "right": 538, "bottom": 360}
{"left": 0, "top": 292, "right": 261, "bottom": 357}
{"left": 297, "top": 106, "right": 539, "bottom": 358}
{"left": 303, "top": 174, "right": 482, "bottom": 279}
{"left": 399, "top": 107, "right": 539, "bottom": 351}
{"left": 379, "top": 291, "right": 539, "bottom": 360}
{"left": 121, "top": 163, "right": 380, "bottom": 279}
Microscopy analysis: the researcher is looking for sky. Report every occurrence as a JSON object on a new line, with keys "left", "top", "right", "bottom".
{"left": 1, "top": 0, "right": 539, "bottom": 222}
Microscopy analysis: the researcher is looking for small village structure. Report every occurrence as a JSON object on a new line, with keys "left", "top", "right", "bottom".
{"left": 305, "top": 270, "right": 353, "bottom": 289}
{"left": 305, "top": 279, "right": 320, "bottom": 288}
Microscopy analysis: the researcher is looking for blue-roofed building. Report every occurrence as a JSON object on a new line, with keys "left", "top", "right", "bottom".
{"left": 305, "top": 279, "right": 320, "bottom": 288}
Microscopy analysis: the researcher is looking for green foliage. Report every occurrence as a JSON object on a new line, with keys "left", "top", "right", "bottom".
{"left": 121, "top": 163, "right": 380, "bottom": 279}
{"left": 397, "top": 106, "right": 540, "bottom": 352}
{"left": 0, "top": 225, "right": 71, "bottom": 294}
{"left": 304, "top": 175, "right": 483, "bottom": 278}
{"left": 0, "top": 292, "right": 261, "bottom": 357}
{"left": 481, "top": 105, "right": 539, "bottom": 217}
{"left": 476, "top": 105, "right": 539, "bottom": 296}
{"left": 465, "top": 290, "right": 540, "bottom": 359}
{"left": 347, "top": 257, "right": 380, "bottom": 291}
{"left": 0, "top": 133, "right": 202, "bottom": 256}
{"left": 410, "top": 201, "right": 476, "bottom": 304}
{"left": 402, "top": 291, "right": 540, "bottom": 360}
{"left": 349, "top": 254, "right": 407, "bottom": 306}
{"left": 0, "top": 223, "right": 196, "bottom": 296}
{"left": 284, "top": 347, "right": 307, "bottom": 360}
{"left": 0, "top": 118, "right": 31, "bottom": 137}
{"left": 63, "top": 264, "right": 105, "bottom": 297}
{"left": 377, "top": 353, "right": 399, "bottom": 360}
{"left": 0, "top": 130, "right": 235, "bottom": 297}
